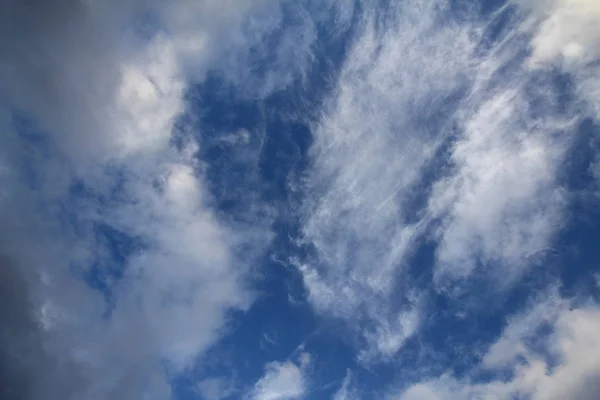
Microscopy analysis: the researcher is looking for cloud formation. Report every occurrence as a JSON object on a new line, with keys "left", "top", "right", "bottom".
{"left": 1, "top": 0, "right": 599, "bottom": 398}
{"left": 299, "top": 0, "right": 474, "bottom": 360}
{"left": 0, "top": 0, "right": 282, "bottom": 398}
{"left": 397, "top": 291, "right": 600, "bottom": 400}
{"left": 296, "top": 0, "right": 597, "bottom": 363}
{"left": 332, "top": 370, "right": 357, "bottom": 400}
{"left": 250, "top": 353, "right": 311, "bottom": 400}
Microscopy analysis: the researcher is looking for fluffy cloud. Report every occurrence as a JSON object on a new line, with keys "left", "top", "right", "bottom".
{"left": 429, "top": 84, "right": 571, "bottom": 289}
{"left": 518, "top": 0, "right": 600, "bottom": 67}
{"left": 516, "top": 0, "right": 600, "bottom": 190}
{"left": 396, "top": 291, "right": 600, "bottom": 400}
{"left": 0, "top": 0, "right": 282, "bottom": 398}
{"left": 249, "top": 353, "right": 311, "bottom": 400}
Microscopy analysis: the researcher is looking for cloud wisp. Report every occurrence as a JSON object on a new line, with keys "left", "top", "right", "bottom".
{"left": 296, "top": 0, "right": 597, "bottom": 363}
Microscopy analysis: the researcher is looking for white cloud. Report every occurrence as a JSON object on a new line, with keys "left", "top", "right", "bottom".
{"left": 0, "top": 0, "right": 282, "bottom": 398}
{"left": 429, "top": 85, "right": 572, "bottom": 288}
{"left": 359, "top": 305, "right": 420, "bottom": 362}
{"left": 297, "top": 0, "right": 574, "bottom": 358}
{"left": 517, "top": 0, "right": 600, "bottom": 119}
{"left": 2, "top": 0, "right": 599, "bottom": 397}
{"left": 518, "top": 0, "right": 600, "bottom": 67}
{"left": 395, "top": 292, "right": 600, "bottom": 400}
{"left": 515, "top": 0, "right": 600, "bottom": 192}
{"left": 298, "top": 0, "right": 475, "bottom": 360}
{"left": 296, "top": 0, "right": 599, "bottom": 365}
{"left": 250, "top": 354, "right": 311, "bottom": 400}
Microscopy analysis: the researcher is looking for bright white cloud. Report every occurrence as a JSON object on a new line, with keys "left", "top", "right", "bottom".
{"left": 250, "top": 354, "right": 311, "bottom": 400}
{"left": 396, "top": 292, "right": 600, "bottom": 400}
{"left": 297, "top": 0, "right": 599, "bottom": 363}
{"left": 516, "top": 0, "right": 600, "bottom": 188}
{"left": 429, "top": 85, "right": 572, "bottom": 289}
{"left": 298, "top": 0, "right": 475, "bottom": 360}
{"left": 518, "top": 0, "right": 600, "bottom": 67}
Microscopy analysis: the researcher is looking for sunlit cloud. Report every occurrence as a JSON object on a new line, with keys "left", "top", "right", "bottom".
{"left": 396, "top": 291, "right": 600, "bottom": 400}
{"left": 249, "top": 353, "right": 311, "bottom": 400}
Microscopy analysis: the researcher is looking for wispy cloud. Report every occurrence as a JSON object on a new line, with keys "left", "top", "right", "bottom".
{"left": 516, "top": 0, "right": 600, "bottom": 190}
{"left": 332, "top": 370, "right": 357, "bottom": 400}
{"left": 429, "top": 84, "right": 572, "bottom": 290}
{"left": 298, "top": 0, "right": 475, "bottom": 360}
{"left": 296, "top": 0, "right": 596, "bottom": 363}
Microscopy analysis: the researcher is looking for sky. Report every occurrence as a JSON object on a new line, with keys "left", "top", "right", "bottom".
{"left": 0, "top": 0, "right": 599, "bottom": 399}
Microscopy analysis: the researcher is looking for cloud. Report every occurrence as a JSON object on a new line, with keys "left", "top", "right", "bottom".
{"left": 332, "top": 370, "right": 357, "bottom": 400}
{"left": 396, "top": 291, "right": 600, "bottom": 400}
{"left": 291, "top": 0, "right": 600, "bottom": 370}
{"left": 515, "top": 0, "right": 600, "bottom": 191}
{"left": 429, "top": 84, "right": 572, "bottom": 289}
{"left": 2, "top": 0, "right": 599, "bottom": 398}
{"left": 511, "top": 0, "right": 600, "bottom": 198}
{"left": 249, "top": 353, "right": 311, "bottom": 400}
{"left": 196, "top": 377, "right": 236, "bottom": 400}
{"left": 0, "top": 0, "right": 284, "bottom": 398}
{"left": 359, "top": 304, "right": 420, "bottom": 362}
{"left": 298, "top": 0, "right": 475, "bottom": 361}
{"left": 518, "top": 0, "right": 600, "bottom": 67}
{"left": 296, "top": 0, "right": 579, "bottom": 359}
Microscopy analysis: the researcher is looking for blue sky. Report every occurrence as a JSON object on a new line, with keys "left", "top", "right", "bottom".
{"left": 1, "top": 0, "right": 600, "bottom": 399}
